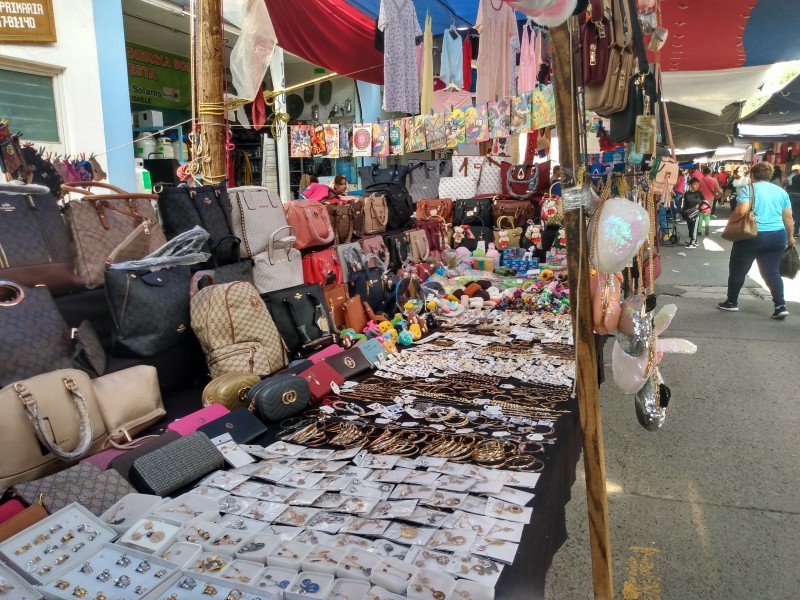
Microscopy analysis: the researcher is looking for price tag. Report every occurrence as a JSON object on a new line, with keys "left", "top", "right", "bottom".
{"left": 320, "top": 405, "right": 335, "bottom": 414}
{"left": 330, "top": 381, "right": 341, "bottom": 395}
{"left": 527, "top": 434, "right": 545, "bottom": 441}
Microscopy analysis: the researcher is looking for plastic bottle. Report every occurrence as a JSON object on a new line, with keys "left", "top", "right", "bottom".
{"left": 134, "top": 158, "right": 152, "bottom": 193}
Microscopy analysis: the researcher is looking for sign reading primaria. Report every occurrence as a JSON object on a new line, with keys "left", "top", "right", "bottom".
{"left": 126, "top": 42, "right": 191, "bottom": 111}
{"left": 0, "top": 0, "right": 56, "bottom": 43}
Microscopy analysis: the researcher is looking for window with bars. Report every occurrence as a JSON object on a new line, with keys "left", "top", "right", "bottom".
{"left": 0, "top": 67, "right": 59, "bottom": 143}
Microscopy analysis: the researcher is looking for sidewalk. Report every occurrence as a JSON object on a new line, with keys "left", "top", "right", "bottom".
{"left": 544, "top": 206, "right": 800, "bottom": 599}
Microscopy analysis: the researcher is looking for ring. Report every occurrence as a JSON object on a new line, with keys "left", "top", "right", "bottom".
{"left": 114, "top": 575, "right": 130, "bottom": 588}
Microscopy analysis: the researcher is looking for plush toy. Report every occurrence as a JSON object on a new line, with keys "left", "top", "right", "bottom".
{"left": 485, "top": 243, "right": 501, "bottom": 261}
{"left": 497, "top": 230, "right": 510, "bottom": 249}
{"left": 557, "top": 227, "right": 567, "bottom": 247}
{"left": 398, "top": 330, "right": 414, "bottom": 346}
{"left": 378, "top": 321, "right": 394, "bottom": 334}
{"left": 540, "top": 268, "right": 555, "bottom": 282}
{"left": 454, "top": 246, "right": 472, "bottom": 265}
{"left": 408, "top": 323, "right": 422, "bottom": 340}
{"left": 452, "top": 225, "right": 467, "bottom": 246}
{"left": 339, "top": 328, "right": 356, "bottom": 348}
{"left": 384, "top": 328, "right": 398, "bottom": 342}
{"left": 486, "top": 286, "right": 502, "bottom": 302}
{"left": 469, "top": 297, "right": 485, "bottom": 309}
{"left": 363, "top": 321, "right": 382, "bottom": 338}
{"left": 379, "top": 337, "right": 398, "bottom": 354}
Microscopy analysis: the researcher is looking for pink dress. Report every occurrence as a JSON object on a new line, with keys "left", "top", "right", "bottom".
{"left": 517, "top": 25, "right": 538, "bottom": 94}
{"left": 475, "top": 0, "right": 517, "bottom": 104}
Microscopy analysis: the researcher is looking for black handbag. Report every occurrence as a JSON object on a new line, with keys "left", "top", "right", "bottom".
{"left": 263, "top": 284, "right": 335, "bottom": 359}
{"left": 348, "top": 254, "right": 387, "bottom": 312}
{"left": 109, "top": 430, "right": 181, "bottom": 483}
{"left": 104, "top": 264, "right": 192, "bottom": 356}
{"left": 0, "top": 183, "right": 84, "bottom": 294}
{"left": 364, "top": 182, "right": 414, "bottom": 230}
{"left": 130, "top": 432, "right": 224, "bottom": 496}
{"left": 358, "top": 163, "right": 409, "bottom": 188}
{"left": 157, "top": 183, "right": 235, "bottom": 263}
{"left": 452, "top": 225, "right": 493, "bottom": 252}
{"left": 246, "top": 373, "right": 311, "bottom": 422}
{"left": 454, "top": 197, "right": 493, "bottom": 226}
{"left": 780, "top": 245, "right": 800, "bottom": 279}
{"left": 210, "top": 257, "right": 254, "bottom": 285}
{"left": 383, "top": 231, "right": 410, "bottom": 270}
{"left": 325, "top": 346, "right": 372, "bottom": 379}
{"left": 197, "top": 407, "right": 268, "bottom": 444}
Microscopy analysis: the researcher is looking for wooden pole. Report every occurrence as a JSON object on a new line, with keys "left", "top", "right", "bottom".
{"left": 197, "top": 0, "right": 226, "bottom": 184}
{"left": 550, "top": 21, "right": 615, "bottom": 600}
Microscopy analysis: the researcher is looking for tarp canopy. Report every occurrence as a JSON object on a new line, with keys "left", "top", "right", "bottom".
{"left": 740, "top": 73, "right": 800, "bottom": 127}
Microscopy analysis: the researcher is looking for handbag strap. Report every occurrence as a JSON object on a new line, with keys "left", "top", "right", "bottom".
{"left": 61, "top": 181, "right": 157, "bottom": 201}
{"left": 268, "top": 226, "right": 296, "bottom": 264}
{"left": 747, "top": 182, "right": 757, "bottom": 215}
{"left": 14, "top": 377, "right": 94, "bottom": 460}
{"left": 497, "top": 215, "right": 516, "bottom": 230}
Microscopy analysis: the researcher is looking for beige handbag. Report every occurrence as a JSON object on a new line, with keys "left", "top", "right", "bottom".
{"left": 405, "top": 229, "right": 431, "bottom": 263}
{"left": 493, "top": 215, "right": 522, "bottom": 249}
{"left": 362, "top": 193, "right": 389, "bottom": 235}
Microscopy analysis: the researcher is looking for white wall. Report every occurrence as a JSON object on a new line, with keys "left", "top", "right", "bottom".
{"left": 0, "top": 0, "right": 109, "bottom": 177}
{"left": 283, "top": 63, "right": 357, "bottom": 122}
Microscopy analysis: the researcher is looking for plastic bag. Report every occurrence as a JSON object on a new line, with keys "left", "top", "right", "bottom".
{"left": 108, "top": 226, "right": 210, "bottom": 271}
{"left": 780, "top": 244, "right": 800, "bottom": 279}
{"left": 226, "top": 0, "right": 276, "bottom": 102}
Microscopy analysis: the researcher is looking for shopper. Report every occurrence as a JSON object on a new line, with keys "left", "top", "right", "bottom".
{"left": 672, "top": 171, "right": 686, "bottom": 220}
{"left": 330, "top": 174, "right": 348, "bottom": 197}
{"left": 718, "top": 161, "right": 795, "bottom": 319}
{"left": 716, "top": 166, "right": 730, "bottom": 190}
{"left": 657, "top": 194, "right": 671, "bottom": 242}
{"left": 788, "top": 174, "right": 800, "bottom": 238}
{"left": 788, "top": 164, "right": 800, "bottom": 187}
{"left": 681, "top": 177, "right": 704, "bottom": 248}
{"left": 770, "top": 165, "right": 784, "bottom": 186}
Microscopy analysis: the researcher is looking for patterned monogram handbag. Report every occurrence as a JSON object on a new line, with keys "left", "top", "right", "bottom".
{"left": 229, "top": 186, "right": 289, "bottom": 258}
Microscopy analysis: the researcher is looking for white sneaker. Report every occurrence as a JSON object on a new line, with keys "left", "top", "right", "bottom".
{"left": 685, "top": 242, "right": 698, "bottom": 249}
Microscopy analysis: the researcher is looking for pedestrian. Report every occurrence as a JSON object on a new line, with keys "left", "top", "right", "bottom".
{"left": 788, "top": 174, "right": 800, "bottom": 238}
{"left": 718, "top": 161, "right": 795, "bottom": 319}
{"left": 715, "top": 167, "right": 730, "bottom": 193}
{"left": 787, "top": 164, "right": 800, "bottom": 187}
{"left": 681, "top": 177, "right": 704, "bottom": 248}
{"left": 724, "top": 168, "right": 742, "bottom": 210}
{"left": 672, "top": 171, "right": 686, "bottom": 220}
{"left": 770, "top": 165, "right": 784, "bottom": 187}
{"left": 657, "top": 193, "right": 673, "bottom": 242}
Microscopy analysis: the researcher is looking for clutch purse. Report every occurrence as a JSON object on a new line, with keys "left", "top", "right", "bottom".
{"left": 202, "top": 372, "right": 262, "bottom": 411}
{"left": 130, "top": 432, "right": 224, "bottom": 496}
{"left": 325, "top": 346, "right": 373, "bottom": 379}
{"left": 109, "top": 431, "right": 181, "bottom": 483}
{"left": 197, "top": 407, "right": 268, "bottom": 444}
{"left": 166, "top": 404, "right": 231, "bottom": 436}
{"left": 246, "top": 374, "right": 311, "bottom": 423}
{"left": 308, "top": 344, "right": 344, "bottom": 364}
{"left": 358, "top": 338, "right": 389, "bottom": 366}
{"left": 0, "top": 498, "right": 48, "bottom": 542}
{"left": 298, "top": 362, "right": 345, "bottom": 403}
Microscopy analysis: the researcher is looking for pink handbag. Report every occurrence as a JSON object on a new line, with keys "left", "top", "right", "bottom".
{"left": 308, "top": 344, "right": 344, "bottom": 364}
{"left": 284, "top": 199, "right": 335, "bottom": 249}
{"left": 167, "top": 404, "right": 230, "bottom": 436}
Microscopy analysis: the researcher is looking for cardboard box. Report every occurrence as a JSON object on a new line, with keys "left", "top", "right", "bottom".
{"left": 135, "top": 110, "right": 164, "bottom": 128}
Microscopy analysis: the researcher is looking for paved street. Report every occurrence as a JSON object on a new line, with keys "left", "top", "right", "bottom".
{"left": 545, "top": 206, "right": 800, "bottom": 599}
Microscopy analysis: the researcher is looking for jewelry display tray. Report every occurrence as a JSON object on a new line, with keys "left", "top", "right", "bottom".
{"left": 39, "top": 543, "right": 179, "bottom": 600}
{"left": 0, "top": 503, "right": 116, "bottom": 586}
{"left": 0, "top": 561, "right": 42, "bottom": 599}
{"left": 141, "top": 568, "right": 279, "bottom": 600}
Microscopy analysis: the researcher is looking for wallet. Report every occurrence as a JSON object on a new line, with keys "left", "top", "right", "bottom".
{"left": 197, "top": 407, "right": 268, "bottom": 444}
{"left": 325, "top": 346, "right": 372, "bottom": 379}
{"left": 308, "top": 343, "right": 344, "bottom": 364}
{"left": 358, "top": 338, "right": 389, "bottom": 366}
{"left": 298, "top": 362, "right": 345, "bottom": 403}
{"left": 110, "top": 430, "right": 182, "bottom": 483}
{"left": 130, "top": 432, "right": 224, "bottom": 496}
{"left": 167, "top": 404, "right": 231, "bottom": 436}
{"left": 280, "top": 359, "right": 314, "bottom": 375}
{"left": 0, "top": 500, "right": 47, "bottom": 542}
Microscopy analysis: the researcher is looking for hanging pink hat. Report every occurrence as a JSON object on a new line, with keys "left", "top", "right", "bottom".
{"left": 510, "top": 0, "right": 578, "bottom": 27}
{"left": 301, "top": 183, "right": 331, "bottom": 201}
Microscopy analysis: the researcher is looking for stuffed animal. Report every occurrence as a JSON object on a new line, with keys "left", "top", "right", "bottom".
{"left": 363, "top": 321, "right": 382, "bottom": 338}
{"left": 398, "top": 330, "right": 414, "bottom": 346}
{"left": 557, "top": 227, "right": 567, "bottom": 247}
{"left": 485, "top": 243, "right": 501, "bottom": 261}
{"left": 378, "top": 321, "right": 394, "bottom": 334}
{"left": 526, "top": 224, "right": 542, "bottom": 247}
{"left": 409, "top": 323, "right": 422, "bottom": 340}
{"left": 497, "top": 230, "right": 510, "bottom": 249}
{"left": 452, "top": 225, "right": 467, "bottom": 246}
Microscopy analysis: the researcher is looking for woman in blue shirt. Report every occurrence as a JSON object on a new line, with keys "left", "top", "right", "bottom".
{"left": 718, "top": 162, "right": 795, "bottom": 319}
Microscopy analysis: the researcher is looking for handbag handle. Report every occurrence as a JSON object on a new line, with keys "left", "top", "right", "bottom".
{"left": 14, "top": 377, "right": 94, "bottom": 460}
{"left": 368, "top": 194, "right": 389, "bottom": 226}
{"left": 303, "top": 205, "right": 334, "bottom": 244}
{"left": 61, "top": 181, "right": 157, "bottom": 201}
{"left": 268, "top": 226, "right": 297, "bottom": 264}
{"left": 496, "top": 215, "right": 516, "bottom": 230}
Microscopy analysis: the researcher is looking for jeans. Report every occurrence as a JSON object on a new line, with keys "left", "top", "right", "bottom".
{"left": 657, "top": 206, "right": 668, "bottom": 236}
{"left": 727, "top": 230, "right": 787, "bottom": 307}
{"left": 789, "top": 192, "right": 800, "bottom": 236}
{"left": 672, "top": 193, "right": 684, "bottom": 218}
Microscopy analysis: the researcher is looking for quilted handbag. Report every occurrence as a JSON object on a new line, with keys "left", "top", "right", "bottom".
{"left": 323, "top": 283, "right": 349, "bottom": 330}
{"left": 252, "top": 226, "right": 304, "bottom": 294}
{"left": 453, "top": 155, "right": 503, "bottom": 196}
{"left": 246, "top": 373, "right": 311, "bottom": 422}
{"left": 453, "top": 197, "right": 493, "bottom": 225}
{"left": 190, "top": 277, "right": 288, "bottom": 378}
{"left": 416, "top": 218, "right": 448, "bottom": 253}
{"left": 493, "top": 216, "right": 522, "bottom": 249}
{"left": 202, "top": 372, "right": 261, "bottom": 411}
{"left": 0, "top": 280, "right": 73, "bottom": 388}
{"left": 284, "top": 199, "right": 335, "bottom": 249}
{"left": 439, "top": 175, "right": 478, "bottom": 201}
{"left": 325, "top": 202, "right": 355, "bottom": 244}
{"left": 500, "top": 162, "right": 551, "bottom": 200}
{"left": 362, "top": 193, "right": 389, "bottom": 235}
{"left": 492, "top": 197, "right": 534, "bottom": 228}
{"left": 229, "top": 186, "right": 289, "bottom": 258}
{"left": 336, "top": 242, "right": 364, "bottom": 283}
{"left": 263, "top": 284, "right": 335, "bottom": 359}
{"left": 104, "top": 264, "right": 192, "bottom": 356}
{"left": 342, "top": 293, "right": 368, "bottom": 333}
{"left": 406, "top": 229, "right": 431, "bottom": 263}
{"left": 325, "top": 346, "right": 372, "bottom": 379}
{"left": 63, "top": 182, "right": 165, "bottom": 289}
{"left": 13, "top": 463, "right": 135, "bottom": 515}
{"left": 0, "top": 183, "right": 83, "bottom": 294}
{"left": 302, "top": 248, "right": 343, "bottom": 286}
{"left": 298, "top": 361, "right": 344, "bottom": 403}
{"left": 416, "top": 198, "right": 454, "bottom": 223}
{"left": 130, "top": 432, "right": 224, "bottom": 496}
{"left": 363, "top": 183, "right": 414, "bottom": 230}
{"left": 155, "top": 183, "right": 234, "bottom": 261}
{"left": 358, "top": 163, "right": 409, "bottom": 188}
{"left": 407, "top": 159, "right": 453, "bottom": 203}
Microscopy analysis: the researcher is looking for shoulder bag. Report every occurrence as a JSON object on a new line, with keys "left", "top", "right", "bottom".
{"left": 302, "top": 247, "right": 343, "bottom": 286}
{"left": 500, "top": 161, "right": 551, "bottom": 201}
{"left": 406, "top": 229, "right": 431, "bottom": 263}
{"left": 342, "top": 293, "right": 369, "bottom": 333}
{"left": 384, "top": 231, "right": 410, "bottom": 270}
{"left": 202, "top": 372, "right": 262, "bottom": 411}
{"left": 63, "top": 182, "right": 165, "bottom": 289}
{"left": 493, "top": 216, "right": 523, "bottom": 249}
{"left": 348, "top": 253, "right": 389, "bottom": 312}
{"left": 454, "top": 155, "right": 503, "bottom": 196}
{"left": 492, "top": 197, "right": 534, "bottom": 228}
{"left": 454, "top": 197, "right": 493, "bottom": 225}
{"left": 358, "top": 163, "right": 409, "bottom": 188}
{"left": 582, "top": 0, "right": 612, "bottom": 86}
{"left": 252, "top": 226, "right": 304, "bottom": 294}
{"left": 284, "top": 199, "right": 335, "bottom": 249}
{"left": 336, "top": 241, "right": 364, "bottom": 283}
{"left": 416, "top": 218, "right": 448, "bottom": 253}
{"left": 362, "top": 193, "right": 389, "bottom": 235}
{"left": 584, "top": 0, "right": 635, "bottom": 115}
{"left": 364, "top": 182, "right": 414, "bottom": 230}
{"left": 416, "top": 197, "right": 454, "bottom": 223}
{"left": 722, "top": 183, "right": 758, "bottom": 242}
{"left": 229, "top": 186, "right": 288, "bottom": 258}
{"left": 323, "top": 282, "right": 350, "bottom": 330}
{"left": 325, "top": 201, "right": 355, "bottom": 244}
{"left": 263, "top": 283, "right": 335, "bottom": 359}
{"left": 0, "top": 183, "right": 84, "bottom": 294}
{"left": 452, "top": 223, "right": 493, "bottom": 252}
{"left": 246, "top": 373, "right": 311, "bottom": 422}
{"left": 650, "top": 99, "right": 680, "bottom": 198}
{"left": 407, "top": 159, "right": 452, "bottom": 202}
{"left": 360, "top": 235, "right": 390, "bottom": 268}
{"left": 439, "top": 174, "right": 478, "bottom": 201}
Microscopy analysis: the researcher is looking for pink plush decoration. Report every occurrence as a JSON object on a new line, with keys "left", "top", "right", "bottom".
{"left": 510, "top": 0, "right": 578, "bottom": 27}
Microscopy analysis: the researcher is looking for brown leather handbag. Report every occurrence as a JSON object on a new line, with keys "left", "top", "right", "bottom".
{"left": 62, "top": 182, "right": 166, "bottom": 289}
{"left": 416, "top": 198, "right": 454, "bottom": 223}
{"left": 362, "top": 193, "right": 389, "bottom": 235}
{"left": 323, "top": 283, "right": 350, "bottom": 330}
{"left": 325, "top": 202, "right": 355, "bottom": 244}
{"left": 342, "top": 293, "right": 368, "bottom": 333}
{"left": 492, "top": 197, "right": 534, "bottom": 228}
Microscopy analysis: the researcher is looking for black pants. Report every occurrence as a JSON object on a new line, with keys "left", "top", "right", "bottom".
{"left": 727, "top": 230, "right": 787, "bottom": 307}
{"left": 790, "top": 193, "right": 800, "bottom": 236}
{"left": 684, "top": 211, "right": 699, "bottom": 243}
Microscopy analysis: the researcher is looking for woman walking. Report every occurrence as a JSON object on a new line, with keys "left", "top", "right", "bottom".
{"left": 718, "top": 162, "right": 795, "bottom": 319}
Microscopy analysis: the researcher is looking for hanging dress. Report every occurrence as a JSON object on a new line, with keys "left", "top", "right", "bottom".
{"left": 420, "top": 12, "right": 434, "bottom": 114}
{"left": 518, "top": 24, "right": 538, "bottom": 94}
{"left": 475, "top": 0, "right": 518, "bottom": 104}
{"left": 379, "top": 0, "right": 422, "bottom": 114}
{"left": 440, "top": 27, "right": 464, "bottom": 89}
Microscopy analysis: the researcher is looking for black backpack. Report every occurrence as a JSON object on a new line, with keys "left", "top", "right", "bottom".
{"left": 364, "top": 182, "right": 414, "bottom": 229}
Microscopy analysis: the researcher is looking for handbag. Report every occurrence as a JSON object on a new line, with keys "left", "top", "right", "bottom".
{"left": 109, "top": 431, "right": 182, "bottom": 483}
{"left": 416, "top": 198, "right": 454, "bottom": 223}
{"left": 416, "top": 218, "right": 448, "bottom": 254}
{"left": 454, "top": 155, "right": 503, "bottom": 196}
{"left": 229, "top": 186, "right": 289, "bottom": 258}
{"left": 284, "top": 199, "right": 335, "bottom": 249}
{"left": 780, "top": 244, "right": 800, "bottom": 279}
{"left": 383, "top": 232, "right": 409, "bottom": 271}
{"left": 362, "top": 193, "right": 389, "bottom": 235}
{"left": 246, "top": 373, "right": 311, "bottom": 422}
{"left": 342, "top": 293, "right": 369, "bottom": 333}
{"left": 540, "top": 188, "right": 564, "bottom": 226}
{"left": 325, "top": 346, "right": 373, "bottom": 379}
{"left": 13, "top": 463, "right": 135, "bottom": 515}
{"left": 452, "top": 224, "right": 493, "bottom": 252}
{"left": 308, "top": 344, "right": 344, "bottom": 364}
{"left": 406, "top": 229, "right": 431, "bottom": 263}
{"left": 407, "top": 159, "right": 452, "bottom": 203}
{"left": 0, "top": 183, "right": 84, "bottom": 294}
{"left": 252, "top": 226, "right": 304, "bottom": 294}
{"left": 591, "top": 271, "right": 623, "bottom": 335}
{"left": 202, "top": 372, "right": 261, "bottom": 411}
{"left": 325, "top": 202, "right": 355, "bottom": 244}
{"left": 197, "top": 407, "right": 268, "bottom": 444}
{"left": 130, "top": 432, "right": 224, "bottom": 496}
{"left": 0, "top": 280, "right": 74, "bottom": 388}
{"left": 336, "top": 242, "right": 365, "bottom": 283}
{"left": 500, "top": 161, "right": 550, "bottom": 200}
{"left": 439, "top": 175, "right": 478, "bottom": 200}
{"left": 492, "top": 197, "right": 534, "bottom": 228}
{"left": 323, "top": 283, "right": 349, "bottom": 330}
{"left": 722, "top": 183, "right": 758, "bottom": 242}
{"left": 493, "top": 216, "right": 522, "bottom": 249}
{"left": 298, "top": 361, "right": 344, "bottom": 403}
{"left": 0, "top": 497, "right": 48, "bottom": 542}
{"left": 63, "top": 182, "right": 165, "bottom": 289}
{"left": 584, "top": 0, "right": 635, "bottom": 115}
{"left": 104, "top": 264, "right": 192, "bottom": 356}
{"left": 363, "top": 182, "right": 414, "bottom": 230}
{"left": 360, "top": 235, "right": 390, "bottom": 268}
{"left": 263, "top": 284, "right": 335, "bottom": 359}
{"left": 302, "top": 248, "right": 343, "bottom": 286}
{"left": 348, "top": 255, "right": 388, "bottom": 313}
{"left": 453, "top": 197, "right": 493, "bottom": 226}
{"left": 582, "top": 0, "right": 611, "bottom": 86}
{"left": 358, "top": 163, "right": 409, "bottom": 188}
